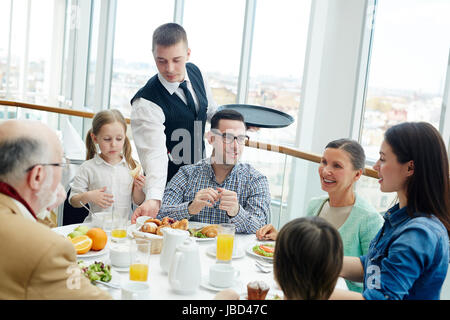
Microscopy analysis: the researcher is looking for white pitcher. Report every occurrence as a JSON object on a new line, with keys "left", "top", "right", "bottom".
{"left": 168, "top": 237, "right": 201, "bottom": 294}
{"left": 159, "top": 228, "right": 189, "bottom": 274}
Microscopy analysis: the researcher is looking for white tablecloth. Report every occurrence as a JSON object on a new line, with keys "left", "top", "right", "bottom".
{"left": 53, "top": 223, "right": 348, "bottom": 300}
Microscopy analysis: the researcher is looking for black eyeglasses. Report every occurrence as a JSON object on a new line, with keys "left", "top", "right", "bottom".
{"left": 25, "top": 157, "right": 70, "bottom": 172}
{"left": 213, "top": 131, "right": 249, "bottom": 145}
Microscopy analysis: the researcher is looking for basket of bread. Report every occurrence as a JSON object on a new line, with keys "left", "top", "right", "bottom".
{"left": 131, "top": 217, "right": 189, "bottom": 254}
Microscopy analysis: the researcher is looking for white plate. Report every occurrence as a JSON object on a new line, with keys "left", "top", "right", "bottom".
{"left": 200, "top": 277, "right": 241, "bottom": 292}
{"left": 192, "top": 235, "right": 216, "bottom": 242}
{"left": 127, "top": 224, "right": 163, "bottom": 239}
{"left": 52, "top": 224, "right": 110, "bottom": 258}
{"left": 188, "top": 221, "right": 209, "bottom": 229}
{"left": 77, "top": 243, "right": 109, "bottom": 258}
{"left": 206, "top": 245, "right": 245, "bottom": 259}
{"left": 246, "top": 242, "right": 275, "bottom": 261}
{"left": 188, "top": 222, "right": 217, "bottom": 242}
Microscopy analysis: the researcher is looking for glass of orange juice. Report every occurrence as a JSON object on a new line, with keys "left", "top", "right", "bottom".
{"left": 111, "top": 205, "right": 129, "bottom": 242}
{"left": 129, "top": 239, "right": 151, "bottom": 282}
{"left": 216, "top": 223, "right": 235, "bottom": 263}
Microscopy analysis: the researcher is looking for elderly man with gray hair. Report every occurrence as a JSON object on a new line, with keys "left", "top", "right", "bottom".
{"left": 0, "top": 120, "right": 111, "bottom": 299}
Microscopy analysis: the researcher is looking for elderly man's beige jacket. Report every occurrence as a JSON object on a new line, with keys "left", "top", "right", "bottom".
{"left": 0, "top": 193, "right": 111, "bottom": 299}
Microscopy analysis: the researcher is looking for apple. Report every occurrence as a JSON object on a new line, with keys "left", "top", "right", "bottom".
{"left": 68, "top": 230, "right": 83, "bottom": 239}
{"left": 74, "top": 225, "right": 90, "bottom": 235}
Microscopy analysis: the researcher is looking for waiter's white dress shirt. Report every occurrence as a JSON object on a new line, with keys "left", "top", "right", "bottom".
{"left": 130, "top": 67, "right": 217, "bottom": 202}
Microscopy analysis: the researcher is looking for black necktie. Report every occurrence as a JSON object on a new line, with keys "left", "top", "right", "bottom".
{"left": 179, "top": 80, "right": 197, "bottom": 117}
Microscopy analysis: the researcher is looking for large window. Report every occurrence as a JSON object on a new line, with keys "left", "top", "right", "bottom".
{"left": 242, "top": 0, "right": 311, "bottom": 213}
{"left": 109, "top": 0, "right": 174, "bottom": 117}
{"left": 247, "top": 0, "right": 311, "bottom": 147}
{"left": 361, "top": 0, "right": 450, "bottom": 161}
{"left": 0, "top": 1, "right": 11, "bottom": 95}
{"left": 0, "top": 0, "right": 56, "bottom": 104}
{"left": 183, "top": 0, "right": 246, "bottom": 107}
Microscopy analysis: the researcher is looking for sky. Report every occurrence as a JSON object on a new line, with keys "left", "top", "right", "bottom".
{"left": 112, "top": 0, "right": 450, "bottom": 93}
{"left": 1, "top": 0, "right": 449, "bottom": 95}
{"left": 368, "top": 0, "right": 450, "bottom": 94}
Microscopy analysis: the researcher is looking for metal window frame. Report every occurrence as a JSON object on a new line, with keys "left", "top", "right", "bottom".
{"left": 439, "top": 49, "right": 450, "bottom": 154}
{"left": 173, "top": 0, "right": 184, "bottom": 24}
{"left": 237, "top": 0, "right": 257, "bottom": 104}
{"left": 351, "top": 0, "right": 377, "bottom": 147}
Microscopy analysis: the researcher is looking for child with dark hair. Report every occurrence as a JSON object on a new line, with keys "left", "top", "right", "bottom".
{"left": 274, "top": 216, "right": 343, "bottom": 300}
{"left": 215, "top": 216, "right": 343, "bottom": 300}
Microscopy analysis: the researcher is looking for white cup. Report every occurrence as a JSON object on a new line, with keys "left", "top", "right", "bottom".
{"left": 209, "top": 263, "right": 240, "bottom": 288}
{"left": 109, "top": 242, "right": 131, "bottom": 268}
{"left": 121, "top": 281, "right": 150, "bottom": 300}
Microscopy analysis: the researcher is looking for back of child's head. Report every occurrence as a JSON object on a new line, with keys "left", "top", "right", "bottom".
{"left": 274, "top": 216, "right": 343, "bottom": 300}
{"left": 85, "top": 109, "right": 137, "bottom": 169}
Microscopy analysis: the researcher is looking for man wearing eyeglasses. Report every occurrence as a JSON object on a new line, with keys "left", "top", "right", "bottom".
{"left": 0, "top": 121, "right": 67, "bottom": 227}
{"left": 155, "top": 110, "right": 271, "bottom": 234}
{"left": 0, "top": 120, "right": 111, "bottom": 299}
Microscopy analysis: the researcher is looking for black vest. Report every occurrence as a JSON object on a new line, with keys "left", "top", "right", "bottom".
{"left": 131, "top": 63, "right": 208, "bottom": 184}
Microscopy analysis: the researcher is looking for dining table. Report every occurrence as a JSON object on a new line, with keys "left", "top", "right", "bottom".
{"left": 52, "top": 222, "right": 348, "bottom": 300}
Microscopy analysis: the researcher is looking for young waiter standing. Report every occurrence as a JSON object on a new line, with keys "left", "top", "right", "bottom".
{"left": 130, "top": 23, "right": 217, "bottom": 222}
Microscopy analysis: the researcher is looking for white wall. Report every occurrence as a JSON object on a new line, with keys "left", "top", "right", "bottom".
{"left": 282, "top": 0, "right": 372, "bottom": 225}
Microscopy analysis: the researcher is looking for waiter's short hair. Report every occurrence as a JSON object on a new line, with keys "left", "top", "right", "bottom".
{"left": 211, "top": 109, "right": 246, "bottom": 130}
{"left": 152, "top": 23, "right": 188, "bottom": 51}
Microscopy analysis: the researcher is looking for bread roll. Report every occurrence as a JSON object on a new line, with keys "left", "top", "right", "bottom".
{"left": 129, "top": 163, "right": 142, "bottom": 179}
{"left": 144, "top": 218, "right": 162, "bottom": 226}
{"left": 201, "top": 225, "right": 218, "bottom": 238}
{"left": 171, "top": 219, "right": 189, "bottom": 230}
{"left": 141, "top": 222, "right": 157, "bottom": 234}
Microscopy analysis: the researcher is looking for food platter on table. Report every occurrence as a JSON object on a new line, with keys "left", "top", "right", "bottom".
{"left": 188, "top": 221, "right": 218, "bottom": 242}
{"left": 78, "top": 260, "right": 121, "bottom": 289}
{"left": 53, "top": 224, "right": 110, "bottom": 258}
{"left": 133, "top": 217, "right": 218, "bottom": 242}
{"left": 127, "top": 224, "right": 163, "bottom": 240}
{"left": 246, "top": 242, "right": 275, "bottom": 261}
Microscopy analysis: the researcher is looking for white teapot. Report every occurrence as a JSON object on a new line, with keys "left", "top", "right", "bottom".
{"left": 168, "top": 237, "right": 201, "bottom": 294}
{"left": 160, "top": 228, "right": 189, "bottom": 274}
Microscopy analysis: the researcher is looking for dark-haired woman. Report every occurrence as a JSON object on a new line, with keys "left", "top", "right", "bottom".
{"left": 257, "top": 139, "right": 384, "bottom": 292}
{"left": 331, "top": 122, "right": 450, "bottom": 300}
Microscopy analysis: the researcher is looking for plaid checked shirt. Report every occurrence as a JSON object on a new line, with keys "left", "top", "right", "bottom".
{"left": 157, "top": 158, "right": 271, "bottom": 234}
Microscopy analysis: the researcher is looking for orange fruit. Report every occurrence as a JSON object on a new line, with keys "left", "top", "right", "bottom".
{"left": 71, "top": 235, "right": 93, "bottom": 254}
{"left": 86, "top": 228, "right": 108, "bottom": 251}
